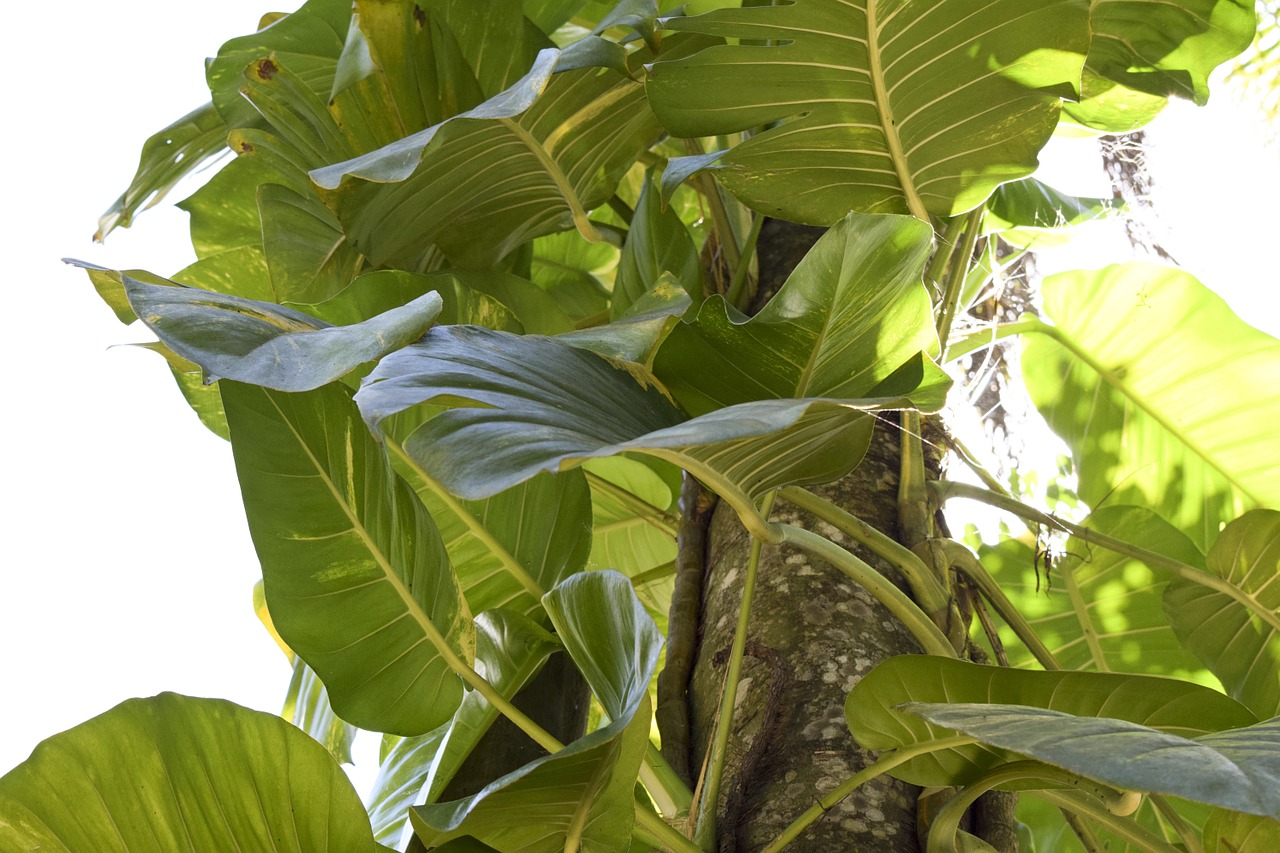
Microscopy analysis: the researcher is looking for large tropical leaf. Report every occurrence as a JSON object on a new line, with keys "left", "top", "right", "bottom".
{"left": 1022, "top": 263, "right": 1280, "bottom": 549}
{"left": 72, "top": 265, "right": 442, "bottom": 393}
{"left": 313, "top": 45, "right": 663, "bottom": 269}
{"left": 355, "top": 325, "right": 933, "bottom": 525}
{"left": 645, "top": 0, "right": 1090, "bottom": 222}
{"left": 222, "top": 381, "right": 472, "bottom": 735}
{"left": 96, "top": 102, "right": 228, "bottom": 241}
{"left": 981, "top": 506, "right": 1211, "bottom": 679}
{"left": 0, "top": 694, "right": 383, "bottom": 852}
{"left": 1165, "top": 509, "right": 1280, "bottom": 718}
{"left": 902, "top": 703, "right": 1280, "bottom": 819}
{"left": 846, "top": 656, "right": 1256, "bottom": 787}
{"left": 410, "top": 571, "right": 660, "bottom": 851}
{"left": 1066, "top": 0, "right": 1257, "bottom": 130}
{"left": 653, "top": 211, "right": 944, "bottom": 415}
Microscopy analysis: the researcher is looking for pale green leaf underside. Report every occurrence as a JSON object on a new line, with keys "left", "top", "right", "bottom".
{"left": 356, "top": 325, "right": 929, "bottom": 525}
{"left": 0, "top": 694, "right": 380, "bottom": 853}
{"left": 223, "top": 381, "right": 471, "bottom": 736}
{"left": 1024, "top": 263, "right": 1280, "bottom": 548}
{"left": 903, "top": 703, "right": 1280, "bottom": 819}
{"left": 646, "top": 0, "right": 1089, "bottom": 221}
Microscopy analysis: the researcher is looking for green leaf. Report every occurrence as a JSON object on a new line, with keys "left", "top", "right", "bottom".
{"left": 0, "top": 694, "right": 380, "bottom": 852}
{"left": 259, "top": 183, "right": 367, "bottom": 304}
{"left": 173, "top": 245, "right": 276, "bottom": 304}
{"left": 1165, "top": 509, "right": 1280, "bottom": 718}
{"left": 424, "top": 610, "right": 564, "bottom": 801}
{"left": 178, "top": 153, "right": 274, "bottom": 259}
{"left": 206, "top": 0, "right": 351, "bottom": 131}
{"left": 846, "top": 656, "right": 1257, "bottom": 787}
{"left": 612, "top": 170, "right": 702, "bottom": 318}
{"left": 983, "top": 506, "right": 1211, "bottom": 678}
{"left": 901, "top": 703, "right": 1280, "bottom": 820}
{"left": 1023, "top": 263, "right": 1280, "bottom": 548}
{"left": 984, "top": 177, "right": 1115, "bottom": 236}
{"left": 1066, "top": 0, "right": 1257, "bottom": 131}
{"left": 222, "top": 381, "right": 471, "bottom": 735}
{"left": 652, "top": 211, "right": 945, "bottom": 416}
{"left": 646, "top": 0, "right": 1090, "bottom": 221}
{"left": 557, "top": 274, "right": 691, "bottom": 365}
{"left": 584, "top": 457, "right": 679, "bottom": 581}
{"left": 529, "top": 230, "right": 616, "bottom": 324}
{"left": 106, "top": 268, "right": 442, "bottom": 393}
{"left": 356, "top": 325, "right": 927, "bottom": 526}
{"left": 283, "top": 657, "right": 358, "bottom": 765}
{"left": 96, "top": 102, "right": 228, "bottom": 241}
{"left": 410, "top": 571, "right": 660, "bottom": 850}
{"left": 313, "top": 47, "right": 662, "bottom": 268}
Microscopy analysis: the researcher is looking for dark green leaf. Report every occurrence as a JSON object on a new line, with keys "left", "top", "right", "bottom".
{"left": 313, "top": 47, "right": 662, "bottom": 268}
{"left": 223, "top": 381, "right": 471, "bottom": 735}
{"left": 0, "top": 694, "right": 380, "bottom": 852}
{"left": 557, "top": 274, "right": 691, "bottom": 365}
{"left": 612, "top": 170, "right": 702, "bottom": 318}
{"left": 410, "top": 571, "right": 659, "bottom": 850}
{"left": 846, "top": 656, "right": 1257, "bottom": 787}
{"left": 423, "top": 610, "right": 564, "bottom": 800}
{"left": 308, "top": 269, "right": 523, "bottom": 331}
{"left": 901, "top": 703, "right": 1280, "bottom": 819}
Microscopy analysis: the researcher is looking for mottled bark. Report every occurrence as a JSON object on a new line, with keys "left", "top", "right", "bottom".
{"left": 685, "top": 219, "right": 1018, "bottom": 852}
{"left": 690, "top": 422, "right": 924, "bottom": 853}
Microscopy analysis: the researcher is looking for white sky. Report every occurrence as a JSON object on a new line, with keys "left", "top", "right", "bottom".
{"left": 2, "top": 0, "right": 1277, "bottom": 800}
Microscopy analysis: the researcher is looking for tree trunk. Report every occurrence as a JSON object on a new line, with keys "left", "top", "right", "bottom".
{"left": 690, "top": 424, "right": 924, "bottom": 852}
{"left": 684, "top": 220, "right": 1016, "bottom": 852}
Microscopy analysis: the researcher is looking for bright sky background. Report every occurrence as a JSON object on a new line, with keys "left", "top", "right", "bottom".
{"left": 3, "top": 1, "right": 1278, "bottom": 801}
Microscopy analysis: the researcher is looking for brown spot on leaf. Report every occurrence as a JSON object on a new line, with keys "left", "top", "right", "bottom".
{"left": 255, "top": 58, "right": 279, "bottom": 80}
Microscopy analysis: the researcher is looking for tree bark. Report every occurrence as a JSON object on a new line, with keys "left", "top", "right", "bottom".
{"left": 686, "top": 219, "right": 1017, "bottom": 852}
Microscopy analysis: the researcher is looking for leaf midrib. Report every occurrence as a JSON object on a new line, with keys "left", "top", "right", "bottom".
{"left": 866, "top": 0, "right": 928, "bottom": 221}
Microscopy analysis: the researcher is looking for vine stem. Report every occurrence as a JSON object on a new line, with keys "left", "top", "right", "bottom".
{"left": 1036, "top": 790, "right": 1183, "bottom": 853}
{"left": 931, "top": 480, "right": 1280, "bottom": 633}
{"left": 758, "top": 735, "right": 979, "bottom": 853}
{"left": 778, "top": 486, "right": 949, "bottom": 617}
{"left": 772, "top": 523, "right": 956, "bottom": 657}
{"left": 934, "top": 206, "right": 985, "bottom": 360}
{"left": 694, "top": 493, "right": 775, "bottom": 850}
{"left": 927, "top": 762, "right": 1175, "bottom": 853}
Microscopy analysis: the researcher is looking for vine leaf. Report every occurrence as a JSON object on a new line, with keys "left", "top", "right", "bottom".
{"left": 846, "top": 656, "right": 1256, "bottom": 787}
{"left": 646, "top": 0, "right": 1089, "bottom": 221}
{"left": 223, "top": 381, "right": 472, "bottom": 736}
{"left": 902, "top": 703, "right": 1280, "bottom": 819}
